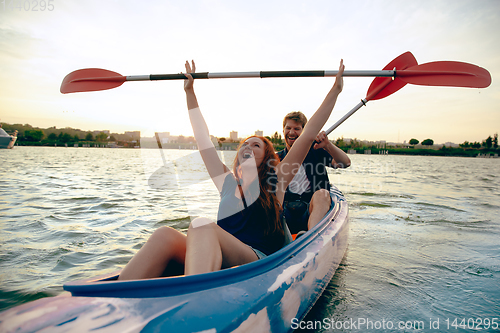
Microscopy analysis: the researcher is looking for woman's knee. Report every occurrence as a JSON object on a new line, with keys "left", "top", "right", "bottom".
{"left": 148, "top": 226, "right": 183, "bottom": 247}
{"left": 150, "top": 226, "right": 175, "bottom": 238}
{"left": 188, "top": 217, "right": 215, "bottom": 231}
{"left": 187, "top": 218, "right": 219, "bottom": 245}
{"left": 147, "top": 226, "right": 186, "bottom": 262}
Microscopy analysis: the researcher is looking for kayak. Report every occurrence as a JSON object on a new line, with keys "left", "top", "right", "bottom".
{"left": 0, "top": 186, "right": 348, "bottom": 333}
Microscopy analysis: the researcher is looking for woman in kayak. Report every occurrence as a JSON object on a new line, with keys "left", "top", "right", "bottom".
{"left": 119, "top": 59, "right": 344, "bottom": 279}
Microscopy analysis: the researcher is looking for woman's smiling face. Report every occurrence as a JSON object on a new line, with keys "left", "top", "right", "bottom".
{"left": 239, "top": 137, "right": 266, "bottom": 168}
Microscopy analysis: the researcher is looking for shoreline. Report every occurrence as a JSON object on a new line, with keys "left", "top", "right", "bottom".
{"left": 11, "top": 143, "right": 500, "bottom": 158}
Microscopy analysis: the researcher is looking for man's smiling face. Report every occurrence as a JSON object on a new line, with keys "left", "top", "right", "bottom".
{"left": 283, "top": 119, "right": 304, "bottom": 150}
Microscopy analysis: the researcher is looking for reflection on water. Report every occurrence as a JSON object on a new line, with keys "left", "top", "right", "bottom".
{"left": 1, "top": 148, "right": 499, "bottom": 332}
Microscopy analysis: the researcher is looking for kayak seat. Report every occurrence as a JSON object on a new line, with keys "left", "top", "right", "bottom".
{"left": 292, "top": 230, "right": 308, "bottom": 240}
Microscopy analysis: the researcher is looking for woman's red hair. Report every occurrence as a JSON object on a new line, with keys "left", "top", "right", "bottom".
{"left": 233, "top": 136, "right": 283, "bottom": 237}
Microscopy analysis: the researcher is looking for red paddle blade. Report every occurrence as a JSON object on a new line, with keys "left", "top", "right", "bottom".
{"left": 60, "top": 68, "right": 126, "bottom": 94}
{"left": 366, "top": 51, "right": 418, "bottom": 101}
{"left": 397, "top": 61, "right": 491, "bottom": 88}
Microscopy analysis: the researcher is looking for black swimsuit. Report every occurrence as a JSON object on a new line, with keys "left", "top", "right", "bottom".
{"left": 217, "top": 174, "right": 284, "bottom": 256}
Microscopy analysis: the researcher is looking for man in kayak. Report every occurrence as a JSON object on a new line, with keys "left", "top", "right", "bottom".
{"left": 277, "top": 111, "right": 350, "bottom": 237}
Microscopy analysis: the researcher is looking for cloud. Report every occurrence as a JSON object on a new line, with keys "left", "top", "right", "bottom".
{"left": 0, "top": 27, "right": 38, "bottom": 60}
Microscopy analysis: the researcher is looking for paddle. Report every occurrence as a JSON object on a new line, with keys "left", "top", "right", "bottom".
{"left": 323, "top": 52, "right": 491, "bottom": 135}
{"left": 60, "top": 54, "right": 491, "bottom": 94}
{"left": 60, "top": 69, "right": 395, "bottom": 94}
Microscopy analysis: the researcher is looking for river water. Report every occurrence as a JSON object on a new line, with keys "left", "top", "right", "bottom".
{"left": 1, "top": 147, "right": 499, "bottom": 332}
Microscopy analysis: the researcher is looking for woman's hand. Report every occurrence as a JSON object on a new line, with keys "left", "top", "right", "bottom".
{"left": 333, "top": 59, "right": 344, "bottom": 93}
{"left": 184, "top": 60, "right": 196, "bottom": 92}
{"left": 184, "top": 60, "right": 200, "bottom": 110}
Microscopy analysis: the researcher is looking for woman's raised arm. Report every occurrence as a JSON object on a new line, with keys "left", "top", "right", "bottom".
{"left": 184, "top": 61, "right": 229, "bottom": 192}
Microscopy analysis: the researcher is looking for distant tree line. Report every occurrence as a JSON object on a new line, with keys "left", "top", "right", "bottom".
{"left": 1, "top": 123, "right": 135, "bottom": 147}
{"left": 266, "top": 132, "right": 283, "bottom": 146}
{"left": 459, "top": 133, "right": 498, "bottom": 149}
{"left": 332, "top": 134, "right": 499, "bottom": 157}
{"left": 407, "top": 134, "right": 499, "bottom": 150}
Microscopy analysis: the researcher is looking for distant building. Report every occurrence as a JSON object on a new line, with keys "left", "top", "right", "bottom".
{"left": 93, "top": 130, "right": 110, "bottom": 135}
{"left": 230, "top": 131, "right": 238, "bottom": 141}
{"left": 444, "top": 142, "right": 459, "bottom": 148}
{"left": 124, "top": 131, "right": 141, "bottom": 141}
{"left": 255, "top": 130, "right": 263, "bottom": 137}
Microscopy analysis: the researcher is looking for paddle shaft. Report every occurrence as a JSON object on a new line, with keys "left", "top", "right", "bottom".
{"left": 324, "top": 100, "right": 367, "bottom": 136}
{"left": 127, "top": 70, "right": 395, "bottom": 81}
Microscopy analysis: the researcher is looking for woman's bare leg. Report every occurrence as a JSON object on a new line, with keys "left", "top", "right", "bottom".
{"left": 185, "top": 217, "right": 258, "bottom": 275}
{"left": 118, "top": 226, "right": 187, "bottom": 280}
{"left": 307, "top": 189, "right": 331, "bottom": 230}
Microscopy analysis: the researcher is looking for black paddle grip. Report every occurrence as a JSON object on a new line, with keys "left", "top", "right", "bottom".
{"left": 150, "top": 73, "right": 209, "bottom": 80}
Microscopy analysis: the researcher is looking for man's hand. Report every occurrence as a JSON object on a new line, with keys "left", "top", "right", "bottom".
{"left": 313, "top": 131, "right": 330, "bottom": 150}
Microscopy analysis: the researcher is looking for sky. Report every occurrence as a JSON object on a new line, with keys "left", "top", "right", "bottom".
{"left": 0, "top": 0, "right": 498, "bottom": 144}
